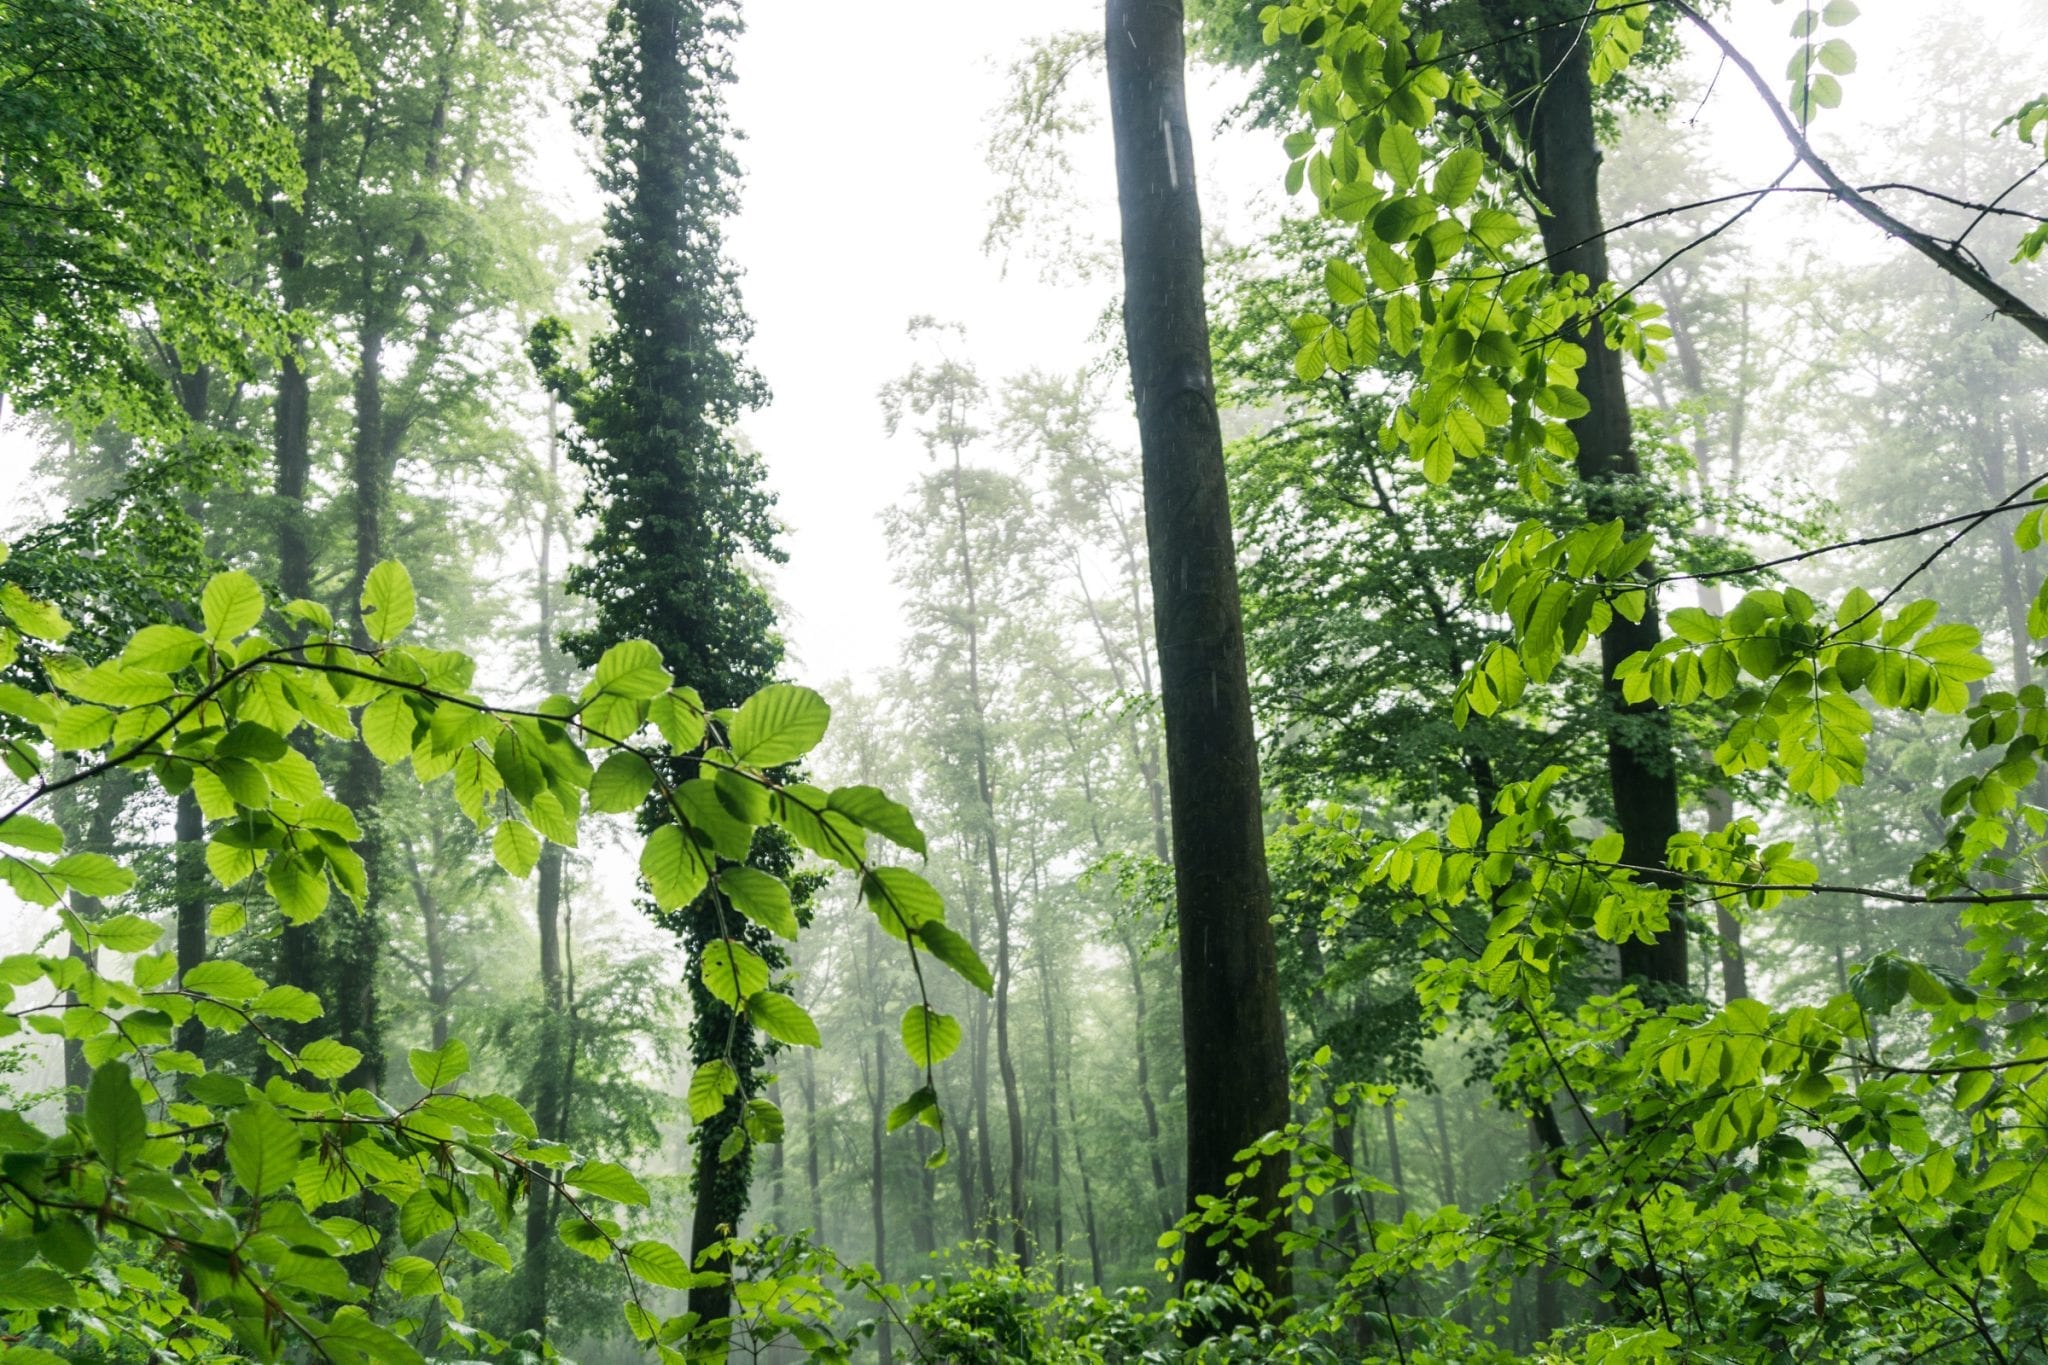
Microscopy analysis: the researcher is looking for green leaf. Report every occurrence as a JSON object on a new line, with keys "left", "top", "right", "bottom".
{"left": 918, "top": 920, "right": 993, "bottom": 995}
{"left": 1324, "top": 257, "right": 1368, "bottom": 307}
{"left": 87, "top": 912, "right": 158, "bottom": 952}
{"left": 688, "top": 1058, "right": 740, "bottom": 1123}
{"left": 183, "top": 959, "right": 263, "bottom": 1001}
{"left": 718, "top": 865, "right": 798, "bottom": 939}
{"left": 265, "top": 852, "right": 329, "bottom": 926}
{"left": 86, "top": 1062, "right": 146, "bottom": 1173}
{"left": 227, "top": 1102, "right": 301, "bottom": 1198}
{"left": 649, "top": 687, "right": 707, "bottom": 753}
{"left": 201, "top": 570, "right": 264, "bottom": 643}
{"left": 456, "top": 1227, "right": 514, "bottom": 1272}
{"left": 0, "top": 814, "right": 63, "bottom": 853}
{"left": 298, "top": 1038, "right": 362, "bottom": 1081}
{"left": 641, "top": 823, "right": 710, "bottom": 910}
{"left": 408, "top": 1038, "right": 470, "bottom": 1091}
{"left": 1377, "top": 123, "right": 1422, "bottom": 188}
{"left": 0, "top": 1266, "right": 77, "bottom": 1310}
{"left": 361, "top": 561, "right": 417, "bottom": 644}
{"left": 744, "top": 1097, "right": 784, "bottom": 1144}
{"left": 700, "top": 938, "right": 771, "bottom": 1009}
{"left": 566, "top": 1160, "right": 649, "bottom": 1207}
{"left": 251, "top": 984, "right": 322, "bottom": 1021}
{"left": 589, "top": 749, "right": 657, "bottom": 814}
{"left": 728, "top": 683, "right": 830, "bottom": 767}
{"left": 119, "top": 626, "right": 203, "bottom": 675}
{"left": 359, "top": 692, "right": 417, "bottom": 763}
{"left": 1431, "top": 147, "right": 1483, "bottom": 208}
{"left": 747, "top": 992, "right": 821, "bottom": 1047}
{"left": 54, "top": 854, "right": 136, "bottom": 899}
{"left": 900, "top": 1005, "right": 963, "bottom": 1068}
{"left": 887, "top": 1085, "right": 939, "bottom": 1134}
{"left": 0, "top": 583, "right": 71, "bottom": 642}
{"left": 492, "top": 820, "right": 541, "bottom": 878}
{"left": 827, "top": 785, "right": 927, "bottom": 855}
{"left": 1446, "top": 804, "right": 1482, "bottom": 850}
{"left": 625, "top": 1240, "right": 698, "bottom": 1290}
{"left": 592, "top": 638, "right": 671, "bottom": 701}
{"left": 863, "top": 866, "right": 945, "bottom": 940}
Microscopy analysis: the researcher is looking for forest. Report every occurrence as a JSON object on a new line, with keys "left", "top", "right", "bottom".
{"left": 2, "top": 0, "right": 2047, "bottom": 1360}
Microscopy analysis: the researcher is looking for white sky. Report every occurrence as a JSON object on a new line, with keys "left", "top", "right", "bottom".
{"left": 716, "top": 0, "right": 2048, "bottom": 682}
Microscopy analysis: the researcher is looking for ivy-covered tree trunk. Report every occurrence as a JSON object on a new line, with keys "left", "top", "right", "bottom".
{"left": 1106, "top": 0, "right": 1291, "bottom": 1299}
{"left": 1523, "top": 16, "right": 1686, "bottom": 992}
{"left": 555, "top": 0, "right": 784, "bottom": 1327}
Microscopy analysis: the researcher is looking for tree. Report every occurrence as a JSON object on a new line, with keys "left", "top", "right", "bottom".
{"left": 1106, "top": 0, "right": 1293, "bottom": 1301}
{"left": 540, "top": 0, "right": 785, "bottom": 1328}
{"left": 0, "top": 0, "right": 320, "bottom": 435}
{"left": 882, "top": 324, "right": 1037, "bottom": 1269}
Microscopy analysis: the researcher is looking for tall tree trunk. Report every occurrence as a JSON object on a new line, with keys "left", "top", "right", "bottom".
{"left": 1037, "top": 952, "right": 1067, "bottom": 1290}
{"left": 273, "top": 62, "right": 326, "bottom": 1038}
{"left": 1108, "top": 0, "right": 1290, "bottom": 1299}
{"left": 1063, "top": 1065, "right": 1104, "bottom": 1287}
{"left": 865, "top": 968, "right": 893, "bottom": 1365}
{"left": 802, "top": 1044, "right": 825, "bottom": 1236}
{"left": 55, "top": 773, "right": 124, "bottom": 1107}
{"left": 331, "top": 315, "right": 389, "bottom": 1092}
{"left": 943, "top": 436, "right": 1030, "bottom": 1268}
{"left": 1382, "top": 1103, "right": 1408, "bottom": 1221}
{"left": 171, "top": 368, "right": 211, "bottom": 1066}
{"left": 1431, "top": 1089, "right": 1472, "bottom": 1321}
{"left": 520, "top": 395, "right": 574, "bottom": 1337}
{"left": 1524, "top": 19, "right": 1685, "bottom": 992}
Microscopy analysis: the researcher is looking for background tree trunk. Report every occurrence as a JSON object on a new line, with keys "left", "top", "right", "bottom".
{"left": 1107, "top": 0, "right": 1291, "bottom": 1300}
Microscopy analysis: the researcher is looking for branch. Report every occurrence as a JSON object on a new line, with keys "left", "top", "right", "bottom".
{"left": 1670, "top": 0, "right": 2048, "bottom": 348}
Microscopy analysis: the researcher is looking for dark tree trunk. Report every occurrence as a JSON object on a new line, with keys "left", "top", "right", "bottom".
{"left": 1037, "top": 954, "right": 1067, "bottom": 1290}
{"left": 330, "top": 315, "right": 389, "bottom": 1092}
{"left": 520, "top": 412, "right": 573, "bottom": 1335}
{"left": 1382, "top": 1103, "right": 1408, "bottom": 1221}
{"left": 871, "top": 1043, "right": 893, "bottom": 1364}
{"left": 1107, "top": 0, "right": 1291, "bottom": 1299}
{"left": 173, "top": 791, "right": 206, "bottom": 1060}
{"left": 801, "top": 1044, "right": 825, "bottom": 1236}
{"left": 1523, "top": 19, "right": 1686, "bottom": 992}
{"left": 273, "top": 64, "right": 325, "bottom": 1034}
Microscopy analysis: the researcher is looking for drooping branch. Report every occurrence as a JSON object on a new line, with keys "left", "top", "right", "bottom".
{"left": 1669, "top": 0, "right": 2048, "bottom": 348}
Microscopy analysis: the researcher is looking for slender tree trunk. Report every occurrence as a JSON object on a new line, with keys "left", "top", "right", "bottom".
{"left": 912, "top": 1122, "right": 938, "bottom": 1260}
{"left": 1431, "top": 1089, "right": 1473, "bottom": 1321}
{"left": 1108, "top": 0, "right": 1291, "bottom": 1299}
{"left": 1037, "top": 953, "right": 1067, "bottom": 1290}
{"left": 55, "top": 775, "right": 123, "bottom": 1107}
{"left": 867, "top": 1008, "right": 892, "bottom": 1365}
{"left": 1063, "top": 1062, "right": 1104, "bottom": 1286}
{"left": 520, "top": 399, "right": 574, "bottom": 1336}
{"left": 1524, "top": 20, "right": 1686, "bottom": 993}
{"left": 273, "top": 62, "right": 326, "bottom": 1035}
{"left": 802, "top": 1044, "right": 825, "bottom": 1236}
{"left": 330, "top": 315, "right": 389, "bottom": 1092}
{"left": 171, "top": 366, "right": 211, "bottom": 1067}
{"left": 942, "top": 438, "right": 1030, "bottom": 1269}
{"left": 1382, "top": 1103, "right": 1408, "bottom": 1221}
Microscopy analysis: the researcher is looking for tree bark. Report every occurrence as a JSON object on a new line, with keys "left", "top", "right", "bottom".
{"left": 865, "top": 982, "right": 893, "bottom": 1365}
{"left": 273, "top": 61, "right": 325, "bottom": 1039}
{"left": 1107, "top": 0, "right": 1291, "bottom": 1300}
{"left": 1523, "top": 20, "right": 1685, "bottom": 992}
{"left": 519, "top": 398, "right": 574, "bottom": 1337}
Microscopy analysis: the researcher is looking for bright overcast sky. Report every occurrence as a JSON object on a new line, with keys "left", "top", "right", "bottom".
{"left": 719, "top": 0, "right": 2048, "bottom": 685}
